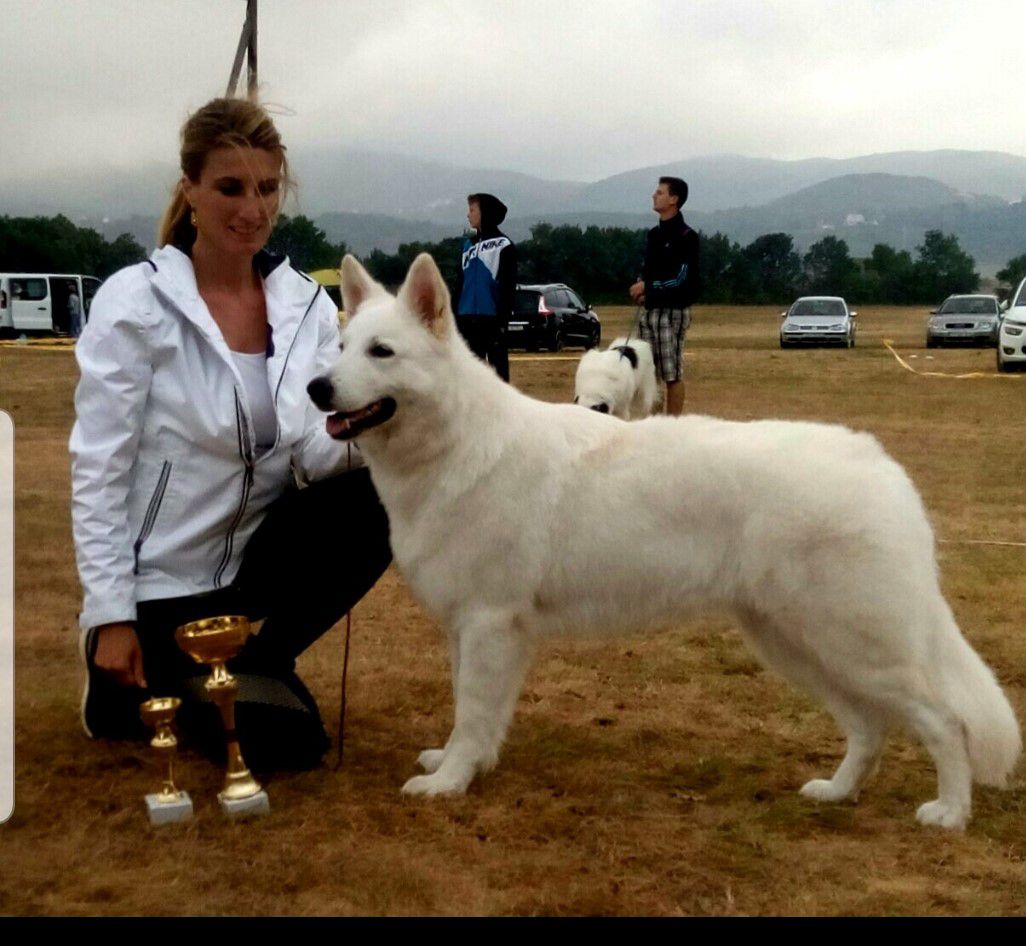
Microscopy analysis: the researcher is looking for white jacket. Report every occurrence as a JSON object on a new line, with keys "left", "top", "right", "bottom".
{"left": 70, "top": 245, "right": 358, "bottom": 632}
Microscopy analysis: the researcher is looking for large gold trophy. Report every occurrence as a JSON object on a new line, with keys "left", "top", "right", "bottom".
{"left": 175, "top": 615, "right": 270, "bottom": 817}
{"left": 139, "top": 696, "right": 193, "bottom": 824}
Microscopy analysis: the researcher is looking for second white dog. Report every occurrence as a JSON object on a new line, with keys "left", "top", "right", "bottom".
{"left": 309, "top": 253, "right": 1020, "bottom": 830}
{"left": 574, "top": 336, "right": 659, "bottom": 419}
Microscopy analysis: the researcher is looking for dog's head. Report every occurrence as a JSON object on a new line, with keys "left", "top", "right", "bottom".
{"left": 307, "top": 253, "right": 456, "bottom": 443}
{"left": 573, "top": 347, "right": 636, "bottom": 419}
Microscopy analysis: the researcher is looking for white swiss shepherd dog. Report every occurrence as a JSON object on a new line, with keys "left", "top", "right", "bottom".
{"left": 309, "top": 253, "right": 1020, "bottom": 829}
{"left": 574, "top": 336, "right": 659, "bottom": 419}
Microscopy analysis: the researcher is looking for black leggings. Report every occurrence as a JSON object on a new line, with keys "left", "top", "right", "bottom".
{"left": 133, "top": 467, "right": 392, "bottom": 769}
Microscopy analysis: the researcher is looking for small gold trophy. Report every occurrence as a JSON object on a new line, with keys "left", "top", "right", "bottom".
{"left": 139, "top": 696, "right": 193, "bottom": 825}
{"left": 175, "top": 615, "right": 270, "bottom": 818}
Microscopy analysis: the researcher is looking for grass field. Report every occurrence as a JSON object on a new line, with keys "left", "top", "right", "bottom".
{"left": 0, "top": 304, "right": 1024, "bottom": 916}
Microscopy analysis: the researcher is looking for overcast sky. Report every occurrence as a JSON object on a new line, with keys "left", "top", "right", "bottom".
{"left": 3, "top": 0, "right": 1026, "bottom": 185}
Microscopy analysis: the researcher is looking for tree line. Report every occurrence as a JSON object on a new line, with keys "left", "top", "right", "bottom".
{"left": 4, "top": 213, "right": 1026, "bottom": 306}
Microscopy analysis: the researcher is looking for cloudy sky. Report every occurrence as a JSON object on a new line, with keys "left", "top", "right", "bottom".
{"left": 3, "top": 0, "right": 1026, "bottom": 184}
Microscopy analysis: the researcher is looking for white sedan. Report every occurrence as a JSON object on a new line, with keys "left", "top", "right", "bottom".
{"left": 997, "top": 276, "right": 1026, "bottom": 372}
{"left": 780, "top": 296, "right": 856, "bottom": 348}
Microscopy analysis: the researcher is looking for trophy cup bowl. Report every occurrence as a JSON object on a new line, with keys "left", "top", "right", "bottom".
{"left": 139, "top": 695, "right": 192, "bottom": 824}
{"left": 175, "top": 615, "right": 270, "bottom": 818}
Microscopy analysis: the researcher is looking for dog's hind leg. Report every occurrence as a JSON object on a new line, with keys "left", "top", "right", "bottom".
{"left": 403, "top": 620, "right": 531, "bottom": 796}
{"left": 905, "top": 700, "right": 973, "bottom": 829}
{"left": 800, "top": 702, "right": 887, "bottom": 803}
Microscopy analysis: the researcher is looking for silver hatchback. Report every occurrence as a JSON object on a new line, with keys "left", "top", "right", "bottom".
{"left": 926, "top": 295, "right": 1001, "bottom": 347}
{"left": 780, "top": 296, "right": 856, "bottom": 348}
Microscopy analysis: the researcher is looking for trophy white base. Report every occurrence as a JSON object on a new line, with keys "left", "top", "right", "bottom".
{"left": 219, "top": 789, "right": 270, "bottom": 818}
{"left": 145, "top": 791, "right": 193, "bottom": 825}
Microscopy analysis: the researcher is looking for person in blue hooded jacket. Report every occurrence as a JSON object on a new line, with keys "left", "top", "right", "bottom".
{"left": 454, "top": 193, "right": 517, "bottom": 381}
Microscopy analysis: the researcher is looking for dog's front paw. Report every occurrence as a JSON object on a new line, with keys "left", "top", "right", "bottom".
{"left": 401, "top": 772, "right": 470, "bottom": 797}
{"left": 915, "top": 799, "right": 969, "bottom": 830}
{"left": 417, "top": 749, "right": 446, "bottom": 774}
{"left": 800, "top": 778, "right": 855, "bottom": 803}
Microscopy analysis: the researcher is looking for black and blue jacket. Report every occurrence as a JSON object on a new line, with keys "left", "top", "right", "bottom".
{"left": 641, "top": 212, "right": 700, "bottom": 309}
{"left": 456, "top": 198, "right": 517, "bottom": 320}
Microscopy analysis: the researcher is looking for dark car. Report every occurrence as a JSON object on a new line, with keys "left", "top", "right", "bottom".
{"left": 507, "top": 284, "right": 601, "bottom": 352}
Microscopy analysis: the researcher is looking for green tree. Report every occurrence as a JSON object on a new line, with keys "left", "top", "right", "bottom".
{"left": 863, "top": 243, "right": 916, "bottom": 303}
{"left": 266, "top": 214, "right": 347, "bottom": 271}
{"left": 803, "top": 236, "right": 859, "bottom": 297}
{"left": 740, "top": 233, "right": 802, "bottom": 303}
{"left": 996, "top": 253, "right": 1026, "bottom": 296}
{"left": 0, "top": 214, "right": 145, "bottom": 278}
{"left": 913, "top": 229, "right": 978, "bottom": 302}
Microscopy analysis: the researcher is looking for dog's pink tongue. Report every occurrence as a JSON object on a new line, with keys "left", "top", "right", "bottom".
{"left": 325, "top": 414, "right": 350, "bottom": 438}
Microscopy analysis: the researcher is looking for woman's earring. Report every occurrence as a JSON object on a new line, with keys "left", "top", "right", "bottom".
{"left": 190, "top": 208, "right": 197, "bottom": 227}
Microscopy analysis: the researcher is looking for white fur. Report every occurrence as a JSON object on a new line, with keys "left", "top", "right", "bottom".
{"left": 318, "top": 253, "right": 1021, "bottom": 829}
{"left": 574, "top": 337, "right": 660, "bottom": 419}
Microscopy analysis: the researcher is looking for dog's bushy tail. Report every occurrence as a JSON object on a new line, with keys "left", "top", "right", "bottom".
{"left": 934, "top": 606, "right": 1021, "bottom": 787}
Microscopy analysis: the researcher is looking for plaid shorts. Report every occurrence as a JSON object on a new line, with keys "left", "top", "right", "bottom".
{"left": 637, "top": 307, "right": 691, "bottom": 383}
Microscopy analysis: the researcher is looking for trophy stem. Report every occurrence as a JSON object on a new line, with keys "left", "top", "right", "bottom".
{"left": 140, "top": 696, "right": 193, "bottom": 824}
{"left": 206, "top": 667, "right": 264, "bottom": 803}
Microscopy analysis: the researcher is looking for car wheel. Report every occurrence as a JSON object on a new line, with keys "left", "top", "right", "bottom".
{"left": 549, "top": 332, "right": 565, "bottom": 353}
{"left": 926, "top": 336, "right": 937, "bottom": 348}
{"left": 584, "top": 327, "right": 600, "bottom": 350}
{"left": 997, "top": 348, "right": 1012, "bottom": 373}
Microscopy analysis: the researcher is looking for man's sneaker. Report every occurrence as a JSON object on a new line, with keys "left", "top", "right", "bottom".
{"left": 79, "top": 628, "right": 148, "bottom": 741}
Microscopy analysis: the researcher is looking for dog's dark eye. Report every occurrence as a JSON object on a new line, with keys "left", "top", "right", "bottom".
{"left": 370, "top": 343, "right": 394, "bottom": 358}
{"left": 337, "top": 342, "right": 345, "bottom": 352}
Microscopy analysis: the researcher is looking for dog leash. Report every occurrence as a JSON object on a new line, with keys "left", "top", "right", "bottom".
{"left": 334, "top": 441, "right": 357, "bottom": 772}
{"left": 625, "top": 304, "right": 644, "bottom": 342}
{"left": 333, "top": 608, "right": 353, "bottom": 771}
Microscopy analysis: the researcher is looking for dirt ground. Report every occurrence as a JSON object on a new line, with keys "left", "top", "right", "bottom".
{"left": 0, "top": 304, "right": 1024, "bottom": 916}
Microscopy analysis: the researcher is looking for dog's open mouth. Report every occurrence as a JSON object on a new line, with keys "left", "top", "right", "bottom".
{"left": 325, "top": 398, "right": 397, "bottom": 440}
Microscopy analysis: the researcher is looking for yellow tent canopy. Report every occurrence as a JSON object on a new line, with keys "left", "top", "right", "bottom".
{"left": 308, "top": 268, "right": 341, "bottom": 288}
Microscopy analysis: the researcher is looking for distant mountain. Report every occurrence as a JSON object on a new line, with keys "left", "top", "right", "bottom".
{"left": 568, "top": 151, "right": 1026, "bottom": 215}
{"left": 290, "top": 148, "right": 583, "bottom": 226}
{"left": 4, "top": 150, "right": 1026, "bottom": 274}
{"left": 684, "top": 174, "right": 1026, "bottom": 273}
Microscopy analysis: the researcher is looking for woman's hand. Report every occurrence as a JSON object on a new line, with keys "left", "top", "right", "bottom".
{"left": 92, "top": 622, "right": 147, "bottom": 688}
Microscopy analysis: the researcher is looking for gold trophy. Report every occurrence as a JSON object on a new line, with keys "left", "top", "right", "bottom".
{"left": 175, "top": 615, "right": 270, "bottom": 818}
{"left": 139, "top": 696, "right": 193, "bottom": 824}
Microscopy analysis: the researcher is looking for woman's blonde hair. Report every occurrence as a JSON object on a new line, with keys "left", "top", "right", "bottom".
{"left": 157, "top": 97, "right": 294, "bottom": 249}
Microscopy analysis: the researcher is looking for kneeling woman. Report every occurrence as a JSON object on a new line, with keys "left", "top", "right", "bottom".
{"left": 70, "top": 97, "right": 391, "bottom": 770}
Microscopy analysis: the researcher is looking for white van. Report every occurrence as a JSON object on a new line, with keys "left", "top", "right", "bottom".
{"left": 0, "top": 273, "right": 102, "bottom": 337}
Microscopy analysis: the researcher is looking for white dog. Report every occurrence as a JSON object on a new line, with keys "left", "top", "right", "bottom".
{"left": 308, "top": 253, "right": 1020, "bottom": 829}
{"left": 574, "top": 336, "right": 659, "bottom": 419}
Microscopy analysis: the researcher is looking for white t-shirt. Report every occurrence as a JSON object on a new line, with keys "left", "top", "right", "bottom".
{"left": 231, "top": 350, "right": 277, "bottom": 457}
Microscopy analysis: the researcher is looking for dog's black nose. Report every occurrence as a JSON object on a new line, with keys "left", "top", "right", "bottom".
{"left": 307, "top": 376, "right": 334, "bottom": 410}
{"left": 591, "top": 403, "right": 610, "bottom": 414}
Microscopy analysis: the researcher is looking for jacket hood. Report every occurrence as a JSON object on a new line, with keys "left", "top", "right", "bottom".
{"left": 471, "top": 193, "right": 508, "bottom": 230}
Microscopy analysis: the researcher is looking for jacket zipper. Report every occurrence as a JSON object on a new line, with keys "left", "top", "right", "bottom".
{"left": 272, "top": 284, "right": 322, "bottom": 407}
{"left": 132, "top": 460, "right": 172, "bottom": 575}
{"left": 214, "top": 391, "right": 255, "bottom": 587}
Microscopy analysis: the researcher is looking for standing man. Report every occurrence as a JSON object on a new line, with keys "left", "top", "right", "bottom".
{"left": 629, "top": 176, "right": 700, "bottom": 414}
{"left": 455, "top": 193, "right": 517, "bottom": 382}
{"left": 67, "top": 283, "right": 83, "bottom": 338}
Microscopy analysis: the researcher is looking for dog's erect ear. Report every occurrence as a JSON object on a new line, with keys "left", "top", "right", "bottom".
{"left": 397, "top": 253, "right": 452, "bottom": 340}
{"left": 340, "top": 254, "right": 388, "bottom": 317}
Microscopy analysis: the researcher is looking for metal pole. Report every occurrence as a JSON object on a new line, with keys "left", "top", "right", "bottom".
{"left": 226, "top": 0, "right": 258, "bottom": 98}
{"left": 247, "top": 0, "right": 258, "bottom": 99}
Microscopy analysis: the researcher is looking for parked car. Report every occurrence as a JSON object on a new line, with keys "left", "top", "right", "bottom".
{"left": 926, "top": 294, "right": 1002, "bottom": 347}
{"left": 0, "top": 272, "right": 101, "bottom": 337}
{"left": 779, "top": 296, "right": 856, "bottom": 348}
{"left": 507, "top": 284, "right": 601, "bottom": 352}
{"left": 997, "top": 277, "right": 1026, "bottom": 372}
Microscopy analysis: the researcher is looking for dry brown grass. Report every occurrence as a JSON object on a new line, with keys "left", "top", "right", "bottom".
{"left": 1, "top": 305, "right": 1024, "bottom": 916}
